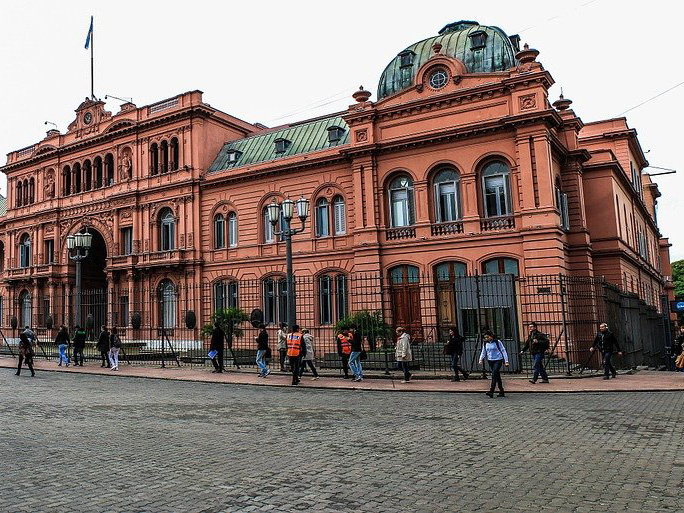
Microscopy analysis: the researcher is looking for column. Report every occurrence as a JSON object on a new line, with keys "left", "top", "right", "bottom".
{"left": 113, "top": 210, "right": 120, "bottom": 256}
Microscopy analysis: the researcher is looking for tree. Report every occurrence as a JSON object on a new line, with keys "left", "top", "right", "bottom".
{"left": 672, "top": 259, "right": 684, "bottom": 324}
{"left": 201, "top": 307, "right": 249, "bottom": 348}
{"left": 334, "top": 310, "right": 393, "bottom": 351}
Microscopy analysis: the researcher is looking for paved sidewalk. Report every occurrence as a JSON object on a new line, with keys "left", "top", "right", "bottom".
{"left": 3, "top": 355, "right": 682, "bottom": 393}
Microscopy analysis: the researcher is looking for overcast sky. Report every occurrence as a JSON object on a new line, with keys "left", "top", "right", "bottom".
{"left": 1, "top": 0, "right": 682, "bottom": 261}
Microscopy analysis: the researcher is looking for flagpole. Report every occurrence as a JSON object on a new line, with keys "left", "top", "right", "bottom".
{"left": 90, "top": 17, "right": 94, "bottom": 99}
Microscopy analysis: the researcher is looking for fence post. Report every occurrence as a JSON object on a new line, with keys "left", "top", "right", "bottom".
{"left": 559, "top": 274, "right": 571, "bottom": 376}
{"left": 160, "top": 326, "right": 166, "bottom": 368}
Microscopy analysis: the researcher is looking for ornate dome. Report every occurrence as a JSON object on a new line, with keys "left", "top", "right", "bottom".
{"left": 377, "top": 21, "right": 519, "bottom": 100}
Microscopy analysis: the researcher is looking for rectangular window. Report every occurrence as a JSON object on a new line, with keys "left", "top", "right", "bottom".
{"left": 264, "top": 280, "right": 276, "bottom": 324}
{"left": 214, "top": 281, "right": 239, "bottom": 312}
{"left": 484, "top": 175, "right": 509, "bottom": 217}
{"left": 120, "top": 295, "right": 129, "bottom": 328}
{"left": 335, "top": 274, "right": 348, "bottom": 321}
{"left": 215, "top": 218, "right": 225, "bottom": 249}
{"left": 0, "top": 296, "right": 4, "bottom": 327}
{"left": 43, "top": 298, "right": 50, "bottom": 327}
{"left": 316, "top": 203, "right": 330, "bottom": 237}
{"left": 161, "top": 223, "right": 175, "bottom": 251}
{"left": 334, "top": 199, "right": 346, "bottom": 235}
{"left": 319, "top": 276, "right": 332, "bottom": 325}
{"left": 264, "top": 210, "right": 274, "bottom": 243}
{"left": 278, "top": 280, "right": 289, "bottom": 325}
{"left": 122, "top": 227, "right": 133, "bottom": 255}
{"left": 20, "top": 243, "right": 30, "bottom": 268}
{"left": 228, "top": 214, "right": 238, "bottom": 247}
{"left": 44, "top": 239, "right": 54, "bottom": 264}
{"left": 556, "top": 188, "right": 570, "bottom": 231}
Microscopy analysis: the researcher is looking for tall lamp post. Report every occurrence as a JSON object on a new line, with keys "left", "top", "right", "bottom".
{"left": 267, "top": 196, "right": 310, "bottom": 329}
{"left": 66, "top": 229, "right": 93, "bottom": 328}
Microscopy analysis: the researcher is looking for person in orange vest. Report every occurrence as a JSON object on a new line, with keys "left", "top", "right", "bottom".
{"left": 336, "top": 329, "right": 352, "bottom": 379}
{"left": 286, "top": 324, "right": 307, "bottom": 385}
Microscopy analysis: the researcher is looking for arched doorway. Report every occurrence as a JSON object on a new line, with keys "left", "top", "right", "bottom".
{"left": 389, "top": 265, "right": 423, "bottom": 341}
{"left": 71, "top": 228, "right": 108, "bottom": 332}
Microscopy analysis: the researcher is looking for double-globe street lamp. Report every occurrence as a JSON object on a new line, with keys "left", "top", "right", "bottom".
{"left": 66, "top": 229, "right": 93, "bottom": 329}
{"left": 267, "top": 196, "right": 310, "bottom": 329}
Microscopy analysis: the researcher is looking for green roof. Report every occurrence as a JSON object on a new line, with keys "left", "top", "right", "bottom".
{"left": 0, "top": 194, "right": 6, "bottom": 217}
{"left": 378, "top": 21, "right": 518, "bottom": 100}
{"left": 209, "top": 115, "right": 349, "bottom": 173}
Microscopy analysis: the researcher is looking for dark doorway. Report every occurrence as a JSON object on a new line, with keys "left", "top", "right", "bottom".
{"left": 72, "top": 228, "right": 108, "bottom": 334}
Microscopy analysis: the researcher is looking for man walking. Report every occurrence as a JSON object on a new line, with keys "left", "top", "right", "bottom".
{"left": 591, "top": 323, "right": 623, "bottom": 379}
{"left": 97, "top": 326, "right": 111, "bottom": 368}
{"left": 277, "top": 323, "right": 288, "bottom": 372}
{"left": 72, "top": 325, "right": 86, "bottom": 366}
{"left": 521, "top": 322, "right": 550, "bottom": 384}
{"left": 210, "top": 321, "right": 225, "bottom": 373}
{"left": 348, "top": 324, "right": 364, "bottom": 382}
{"left": 286, "top": 324, "right": 306, "bottom": 385}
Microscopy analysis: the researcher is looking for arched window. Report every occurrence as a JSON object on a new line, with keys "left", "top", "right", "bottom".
{"left": 482, "top": 161, "right": 511, "bottom": 217}
{"left": 19, "top": 234, "right": 31, "bottom": 268}
{"left": 388, "top": 175, "right": 415, "bottom": 227}
{"left": 23, "top": 179, "right": 28, "bottom": 205}
{"left": 83, "top": 160, "right": 92, "bottom": 191}
{"left": 160, "top": 140, "right": 169, "bottom": 174}
{"left": 63, "top": 166, "right": 71, "bottom": 196}
{"left": 263, "top": 277, "right": 288, "bottom": 325}
{"left": 159, "top": 208, "right": 175, "bottom": 251}
{"left": 433, "top": 168, "right": 461, "bottom": 222}
{"left": 435, "top": 261, "right": 468, "bottom": 282}
{"left": 16, "top": 181, "right": 22, "bottom": 207}
{"left": 150, "top": 143, "right": 159, "bottom": 175}
{"left": 20, "top": 290, "right": 32, "bottom": 328}
{"left": 318, "top": 273, "right": 348, "bottom": 325}
{"left": 158, "top": 280, "right": 176, "bottom": 329}
{"left": 29, "top": 178, "right": 35, "bottom": 204}
{"left": 94, "top": 157, "right": 103, "bottom": 188}
{"left": 105, "top": 153, "right": 114, "bottom": 185}
{"left": 213, "top": 280, "right": 238, "bottom": 312}
{"left": 73, "top": 163, "right": 82, "bottom": 193}
{"left": 315, "top": 198, "right": 330, "bottom": 237}
{"left": 482, "top": 257, "right": 519, "bottom": 276}
{"left": 390, "top": 264, "right": 420, "bottom": 285}
{"left": 214, "top": 214, "right": 225, "bottom": 249}
{"left": 228, "top": 212, "right": 238, "bottom": 247}
{"left": 434, "top": 261, "right": 468, "bottom": 328}
{"left": 333, "top": 196, "right": 346, "bottom": 235}
{"left": 170, "top": 137, "right": 179, "bottom": 171}
{"left": 555, "top": 178, "right": 570, "bottom": 231}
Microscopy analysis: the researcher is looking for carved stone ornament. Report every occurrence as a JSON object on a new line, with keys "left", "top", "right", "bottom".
{"left": 355, "top": 129, "right": 368, "bottom": 143}
{"left": 120, "top": 147, "right": 133, "bottom": 180}
{"left": 43, "top": 169, "right": 56, "bottom": 199}
{"left": 519, "top": 93, "right": 537, "bottom": 111}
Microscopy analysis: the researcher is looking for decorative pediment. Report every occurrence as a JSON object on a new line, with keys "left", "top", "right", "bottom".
{"left": 67, "top": 97, "right": 112, "bottom": 138}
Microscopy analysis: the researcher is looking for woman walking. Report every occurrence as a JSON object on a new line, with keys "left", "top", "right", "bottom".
{"left": 97, "top": 325, "right": 111, "bottom": 368}
{"left": 108, "top": 327, "right": 122, "bottom": 371}
{"left": 55, "top": 325, "right": 70, "bottom": 367}
{"left": 395, "top": 327, "right": 412, "bottom": 383}
{"left": 445, "top": 327, "right": 469, "bottom": 381}
{"left": 277, "top": 323, "right": 288, "bottom": 372}
{"left": 255, "top": 324, "right": 270, "bottom": 377}
{"left": 478, "top": 330, "right": 509, "bottom": 398}
{"left": 348, "top": 324, "right": 364, "bottom": 382}
{"left": 16, "top": 330, "right": 35, "bottom": 377}
{"left": 299, "top": 329, "right": 319, "bottom": 380}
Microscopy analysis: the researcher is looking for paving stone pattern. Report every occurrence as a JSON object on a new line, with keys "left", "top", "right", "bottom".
{"left": 1, "top": 371, "right": 683, "bottom": 513}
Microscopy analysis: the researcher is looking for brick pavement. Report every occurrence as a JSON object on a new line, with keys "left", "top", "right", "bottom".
{"left": 1, "top": 364, "right": 684, "bottom": 512}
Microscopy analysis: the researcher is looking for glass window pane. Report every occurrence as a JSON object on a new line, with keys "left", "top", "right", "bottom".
{"left": 264, "top": 210, "right": 273, "bottom": 243}
{"left": 390, "top": 267, "right": 404, "bottom": 284}
{"left": 503, "top": 259, "right": 519, "bottom": 276}
{"left": 483, "top": 260, "right": 499, "bottom": 274}
{"left": 228, "top": 213, "right": 237, "bottom": 247}
{"left": 333, "top": 197, "right": 346, "bottom": 235}
{"left": 453, "top": 262, "right": 467, "bottom": 277}
{"left": 335, "top": 275, "right": 348, "bottom": 320}
{"left": 407, "top": 266, "right": 419, "bottom": 283}
{"left": 436, "top": 263, "right": 450, "bottom": 281}
{"left": 319, "top": 275, "right": 332, "bottom": 324}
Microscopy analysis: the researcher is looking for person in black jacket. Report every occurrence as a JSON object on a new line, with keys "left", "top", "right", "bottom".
{"left": 445, "top": 327, "right": 469, "bottom": 381}
{"left": 336, "top": 329, "right": 352, "bottom": 379}
{"left": 591, "top": 323, "right": 623, "bottom": 379}
{"left": 72, "top": 325, "right": 87, "bottom": 366}
{"left": 521, "top": 322, "right": 550, "bottom": 384}
{"left": 16, "top": 331, "right": 35, "bottom": 377}
{"left": 210, "top": 321, "right": 225, "bottom": 373}
{"left": 255, "top": 324, "right": 270, "bottom": 377}
{"left": 348, "top": 324, "right": 364, "bottom": 382}
{"left": 97, "top": 326, "right": 111, "bottom": 368}
{"left": 55, "top": 325, "right": 71, "bottom": 367}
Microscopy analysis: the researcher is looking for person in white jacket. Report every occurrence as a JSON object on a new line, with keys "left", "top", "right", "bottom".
{"left": 395, "top": 327, "right": 412, "bottom": 383}
{"left": 478, "top": 330, "right": 509, "bottom": 398}
{"left": 298, "top": 329, "right": 319, "bottom": 380}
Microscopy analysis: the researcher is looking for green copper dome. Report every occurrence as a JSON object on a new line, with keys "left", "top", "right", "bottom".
{"left": 377, "top": 21, "right": 519, "bottom": 100}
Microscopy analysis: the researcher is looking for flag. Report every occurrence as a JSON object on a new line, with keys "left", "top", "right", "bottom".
{"left": 84, "top": 16, "right": 93, "bottom": 49}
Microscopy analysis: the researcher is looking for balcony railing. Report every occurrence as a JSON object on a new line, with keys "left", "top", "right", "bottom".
{"left": 431, "top": 221, "right": 464, "bottom": 236}
{"left": 480, "top": 216, "right": 515, "bottom": 232}
{"left": 385, "top": 227, "right": 416, "bottom": 240}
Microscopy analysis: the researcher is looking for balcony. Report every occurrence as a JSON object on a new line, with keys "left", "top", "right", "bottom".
{"left": 431, "top": 221, "right": 464, "bottom": 236}
{"left": 480, "top": 216, "right": 515, "bottom": 232}
{"left": 385, "top": 227, "right": 416, "bottom": 240}
{"left": 110, "top": 254, "right": 139, "bottom": 268}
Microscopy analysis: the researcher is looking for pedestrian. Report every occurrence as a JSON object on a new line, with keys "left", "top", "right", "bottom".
{"left": 674, "top": 325, "right": 684, "bottom": 372}
{"left": 336, "top": 329, "right": 352, "bottom": 378}
{"left": 96, "top": 325, "right": 111, "bottom": 368}
{"left": 521, "top": 322, "right": 550, "bottom": 384}
{"left": 479, "top": 330, "right": 509, "bottom": 398}
{"left": 108, "top": 327, "right": 122, "bottom": 371}
{"left": 55, "top": 324, "right": 70, "bottom": 367}
{"left": 299, "top": 329, "right": 319, "bottom": 380}
{"left": 22, "top": 325, "right": 37, "bottom": 345}
{"left": 590, "top": 323, "right": 623, "bottom": 379}
{"left": 444, "top": 327, "right": 469, "bottom": 381}
{"left": 210, "top": 321, "right": 225, "bottom": 373}
{"left": 395, "top": 326, "right": 412, "bottom": 383}
{"left": 255, "top": 323, "right": 270, "bottom": 377}
{"left": 277, "top": 322, "right": 289, "bottom": 372}
{"left": 72, "top": 325, "right": 86, "bottom": 366}
{"left": 16, "top": 330, "right": 36, "bottom": 377}
{"left": 286, "top": 324, "right": 306, "bottom": 385}
{"left": 348, "top": 324, "right": 364, "bottom": 382}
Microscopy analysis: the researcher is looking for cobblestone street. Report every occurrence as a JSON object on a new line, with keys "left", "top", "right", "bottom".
{"left": 1, "top": 370, "right": 683, "bottom": 513}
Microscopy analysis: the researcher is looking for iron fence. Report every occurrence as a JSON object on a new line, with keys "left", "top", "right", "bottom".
{"left": 0, "top": 272, "right": 672, "bottom": 376}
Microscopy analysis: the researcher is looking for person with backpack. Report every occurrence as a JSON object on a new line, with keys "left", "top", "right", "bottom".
{"left": 521, "top": 322, "right": 550, "bottom": 384}
{"left": 96, "top": 325, "right": 111, "bottom": 368}
{"left": 590, "top": 323, "right": 623, "bottom": 379}
{"left": 54, "top": 325, "right": 70, "bottom": 367}
{"left": 277, "top": 323, "right": 289, "bottom": 372}
{"left": 479, "top": 330, "right": 509, "bottom": 398}
{"left": 336, "top": 329, "right": 352, "bottom": 379}
{"left": 255, "top": 323, "right": 270, "bottom": 377}
{"left": 108, "top": 327, "right": 122, "bottom": 370}
{"left": 299, "top": 329, "right": 319, "bottom": 380}
{"left": 16, "top": 330, "right": 35, "bottom": 377}
{"left": 395, "top": 326, "right": 412, "bottom": 383}
{"left": 444, "top": 327, "right": 469, "bottom": 382}
{"left": 348, "top": 324, "right": 364, "bottom": 382}
{"left": 72, "top": 325, "right": 87, "bottom": 366}
{"left": 209, "top": 321, "right": 225, "bottom": 373}
{"left": 286, "top": 324, "right": 306, "bottom": 385}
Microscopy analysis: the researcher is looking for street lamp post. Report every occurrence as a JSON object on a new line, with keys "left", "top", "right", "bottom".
{"left": 267, "top": 196, "right": 310, "bottom": 329}
{"left": 66, "top": 229, "right": 93, "bottom": 328}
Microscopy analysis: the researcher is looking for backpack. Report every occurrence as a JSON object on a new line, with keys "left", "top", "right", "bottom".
{"left": 537, "top": 337, "right": 550, "bottom": 352}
